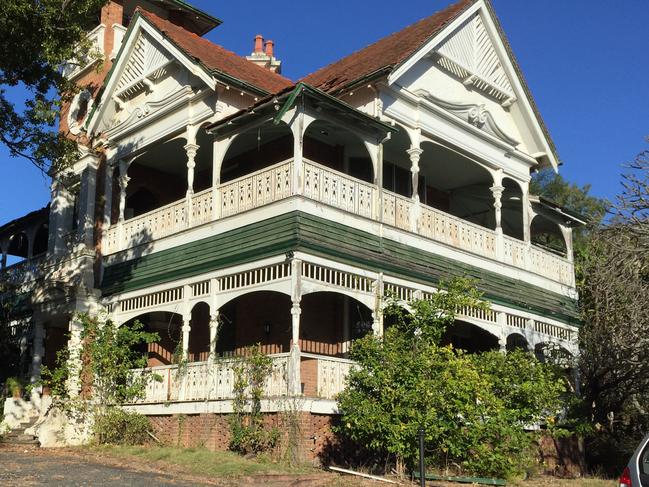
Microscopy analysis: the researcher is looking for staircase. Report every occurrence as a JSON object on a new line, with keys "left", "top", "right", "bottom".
{"left": 1, "top": 417, "right": 39, "bottom": 446}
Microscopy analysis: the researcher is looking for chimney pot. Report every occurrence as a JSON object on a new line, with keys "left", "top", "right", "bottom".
{"left": 254, "top": 34, "right": 264, "bottom": 54}
{"left": 264, "top": 40, "right": 274, "bottom": 58}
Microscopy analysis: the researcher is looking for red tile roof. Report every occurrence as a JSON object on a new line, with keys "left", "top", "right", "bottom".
{"left": 301, "top": 0, "right": 476, "bottom": 93}
{"left": 137, "top": 8, "right": 294, "bottom": 95}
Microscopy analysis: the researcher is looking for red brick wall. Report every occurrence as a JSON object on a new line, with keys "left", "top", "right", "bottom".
{"left": 147, "top": 411, "right": 338, "bottom": 463}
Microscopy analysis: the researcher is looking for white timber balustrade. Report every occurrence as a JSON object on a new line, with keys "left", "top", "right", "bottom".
{"left": 302, "top": 353, "right": 356, "bottom": 400}
{"left": 219, "top": 159, "right": 293, "bottom": 217}
{"left": 302, "top": 159, "right": 376, "bottom": 219}
{"left": 102, "top": 157, "right": 574, "bottom": 286}
{"left": 130, "top": 354, "right": 290, "bottom": 404}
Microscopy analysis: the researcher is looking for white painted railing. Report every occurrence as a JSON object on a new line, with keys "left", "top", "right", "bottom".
{"left": 418, "top": 198, "right": 497, "bottom": 259}
{"left": 529, "top": 245, "right": 573, "bottom": 287}
{"left": 219, "top": 160, "right": 293, "bottom": 218}
{"left": 302, "top": 353, "right": 355, "bottom": 400}
{"left": 103, "top": 159, "right": 574, "bottom": 286}
{"left": 303, "top": 159, "right": 376, "bottom": 219}
{"left": 130, "top": 354, "right": 289, "bottom": 404}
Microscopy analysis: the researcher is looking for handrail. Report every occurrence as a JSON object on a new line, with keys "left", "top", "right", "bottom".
{"left": 217, "top": 159, "right": 293, "bottom": 189}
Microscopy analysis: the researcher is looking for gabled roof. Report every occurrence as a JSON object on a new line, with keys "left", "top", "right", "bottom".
{"left": 138, "top": 9, "right": 293, "bottom": 95}
{"left": 302, "top": 0, "right": 476, "bottom": 93}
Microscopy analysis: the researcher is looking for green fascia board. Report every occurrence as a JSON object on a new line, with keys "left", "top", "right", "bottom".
{"left": 274, "top": 82, "right": 397, "bottom": 135}
{"left": 167, "top": 0, "right": 223, "bottom": 30}
{"left": 101, "top": 212, "right": 579, "bottom": 325}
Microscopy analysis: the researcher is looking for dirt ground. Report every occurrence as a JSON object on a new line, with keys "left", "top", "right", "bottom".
{"left": 0, "top": 444, "right": 614, "bottom": 487}
{"left": 0, "top": 444, "right": 374, "bottom": 486}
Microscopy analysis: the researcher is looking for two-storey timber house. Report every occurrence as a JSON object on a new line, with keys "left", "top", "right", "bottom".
{"left": 0, "top": 0, "right": 584, "bottom": 454}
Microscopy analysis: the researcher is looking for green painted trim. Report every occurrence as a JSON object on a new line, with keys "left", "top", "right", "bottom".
{"left": 101, "top": 212, "right": 579, "bottom": 325}
{"left": 168, "top": 0, "right": 223, "bottom": 29}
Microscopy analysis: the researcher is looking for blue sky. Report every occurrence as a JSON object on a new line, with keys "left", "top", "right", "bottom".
{"left": 1, "top": 0, "right": 647, "bottom": 224}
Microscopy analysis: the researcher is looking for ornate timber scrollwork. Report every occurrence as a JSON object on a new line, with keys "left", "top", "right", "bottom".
{"left": 415, "top": 89, "right": 520, "bottom": 147}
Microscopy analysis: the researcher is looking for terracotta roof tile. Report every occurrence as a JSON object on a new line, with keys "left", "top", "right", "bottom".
{"left": 137, "top": 8, "right": 294, "bottom": 94}
{"left": 301, "top": 0, "right": 475, "bottom": 93}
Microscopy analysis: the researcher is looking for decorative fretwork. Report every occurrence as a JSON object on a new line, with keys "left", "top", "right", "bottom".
{"left": 506, "top": 313, "right": 527, "bottom": 329}
{"left": 436, "top": 13, "right": 516, "bottom": 105}
{"left": 115, "top": 32, "right": 174, "bottom": 100}
{"left": 218, "top": 262, "right": 291, "bottom": 292}
{"left": 219, "top": 160, "right": 293, "bottom": 218}
{"left": 301, "top": 261, "right": 373, "bottom": 294}
{"left": 534, "top": 320, "right": 574, "bottom": 341}
{"left": 120, "top": 286, "right": 184, "bottom": 313}
{"left": 384, "top": 283, "right": 415, "bottom": 303}
{"left": 303, "top": 160, "right": 375, "bottom": 219}
{"left": 457, "top": 305, "right": 498, "bottom": 324}
{"left": 191, "top": 280, "right": 210, "bottom": 298}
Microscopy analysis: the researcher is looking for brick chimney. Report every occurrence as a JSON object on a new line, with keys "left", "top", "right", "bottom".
{"left": 246, "top": 34, "right": 282, "bottom": 74}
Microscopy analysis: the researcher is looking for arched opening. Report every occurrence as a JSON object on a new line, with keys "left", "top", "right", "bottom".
{"left": 300, "top": 292, "right": 373, "bottom": 357}
{"left": 502, "top": 178, "right": 524, "bottom": 240}
{"left": 534, "top": 342, "right": 573, "bottom": 367}
{"left": 530, "top": 215, "right": 567, "bottom": 256}
{"left": 125, "top": 128, "right": 213, "bottom": 218}
{"left": 188, "top": 302, "right": 210, "bottom": 362}
{"left": 382, "top": 125, "right": 413, "bottom": 198}
{"left": 419, "top": 141, "right": 495, "bottom": 229}
{"left": 32, "top": 224, "right": 49, "bottom": 256}
{"left": 125, "top": 312, "right": 182, "bottom": 367}
{"left": 303, "top": 120, "right": 374, "bottom": 183}
{"left": 7, "top": 232, "right": 29, "bottom": 263}
{"left": 216, "top": 291, "right": 292, "bottom": 357}
{"left": 441, "top": 320, "right": 499, "bottom": 353}
{"left": 506, "top": 333, "right": 529, "bottom": 352}
{"left": 220, "top": 122, "right": 293, "bottom": 184}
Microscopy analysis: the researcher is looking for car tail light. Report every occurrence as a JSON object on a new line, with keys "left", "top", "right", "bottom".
{"left": 620, "top": 466, "right": 632, "bottom": 487}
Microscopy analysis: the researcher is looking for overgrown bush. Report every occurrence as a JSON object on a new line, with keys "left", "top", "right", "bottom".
{"left": 335, "top": 278, "right": 567, "bottom": 479}
{"left": 229, "top": 345, "right": 279, "bottom": 455}
{"left": 93, "top": 408, "right": 151, "bottom": 445}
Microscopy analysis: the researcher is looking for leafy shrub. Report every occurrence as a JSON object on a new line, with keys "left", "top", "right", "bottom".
{"left": 335, "top": 279, "right": 567, "bottom": 479}
{"left": 93, "top": 408, "right": 151, "bottom": 445}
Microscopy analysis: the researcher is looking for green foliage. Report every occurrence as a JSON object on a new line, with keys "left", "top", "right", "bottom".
{"left": 0, "top": 0, "right": 109, "bottom": 172}
{"left": 336, "top": 278, "right": 567, "bottom": 479}
{"left": 4, "top": 376, "right": 23, "bottom": 397}
{"left": 42, "top": 313, "right": 159, "bottom": 406}
{"left": 530, "top": 169, "right": 608, "bottom": 252}
{"left": 93, "top": 408, "right": 151, "bottom": 445}
{"left": 229, "top": 345, "right": 278, "bottom": 455}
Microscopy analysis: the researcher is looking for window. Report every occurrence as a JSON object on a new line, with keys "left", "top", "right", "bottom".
{"left": 639, "top": 436, "right": 649, "bottom": 486}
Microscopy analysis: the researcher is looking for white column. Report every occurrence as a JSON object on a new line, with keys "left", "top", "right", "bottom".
{"left": 66, "top": 316, "right": 84, "bottom": 397}
{"left": 184, "top": 141, "right": 199, "bottom": 227}
{"left": 181, "top": 316, "right": 191, "bottom": 361}
{"left": 117, "top": 160, "right": 130, "bottom": 250}
{"left": 30, "top": 321, "right": 45, "bottom": 389}
{"left": 490, "top": 170, "right": 505, "bottom": 260}
{"left": 521, "top": 182, "right": 531, "bottom": 244}
{"left": 209, "top": 311, "right": 220, "bottom": 362}
{"left": 102, "top": 152, "right": 116, "bottom": 253}
{"left": 372, "top": 273, "right": 384, "bottom": 337}
{"left": 288, "top": 258, "right": 302, "bottom": 396}
{"left": 77, "top": 154, "right": 99, "bottom": 249}
{"left": 291, "top": 110, "right": 304, "bottom": 195}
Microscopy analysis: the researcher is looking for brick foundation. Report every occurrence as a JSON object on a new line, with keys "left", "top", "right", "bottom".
{"left": 147, "top": 411, "right": 338, "bottom": 463}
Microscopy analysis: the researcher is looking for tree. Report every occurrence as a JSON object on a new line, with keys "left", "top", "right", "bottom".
{"left": 0, "top": 0, "right": 108, "bottom": 173}
{"left": 335, "top": 279, "right": 567, "bottom": 479}
{"left": 577, "top": 143, "right": 649, "bottom": 473}
{"left": 530, "top": 169, "right": 608, "bottom": 252}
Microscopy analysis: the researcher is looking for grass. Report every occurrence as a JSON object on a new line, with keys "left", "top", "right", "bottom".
{"left": 87, "top": 444, "right": 316, "bottom": 478}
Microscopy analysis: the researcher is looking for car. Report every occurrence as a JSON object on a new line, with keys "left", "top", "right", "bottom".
{"left": 620, "top": 433, "right": 649, "bottom": 487}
